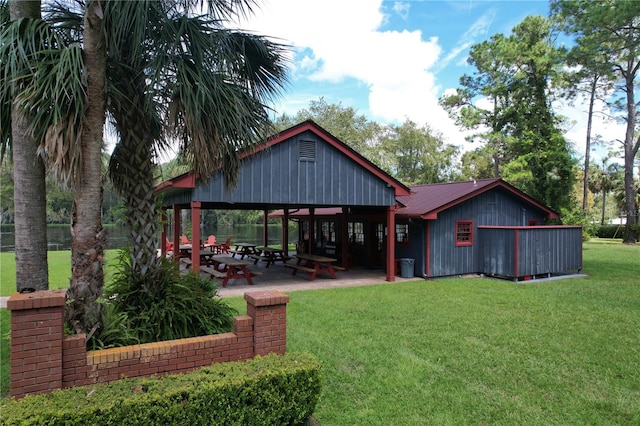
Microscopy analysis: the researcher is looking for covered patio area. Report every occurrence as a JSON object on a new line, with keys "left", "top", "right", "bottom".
{"left": 195, "top": 252, "right": 421, "bottom": 298}
{"left": 155, "top": 120, "right": 410, "bottom": 282}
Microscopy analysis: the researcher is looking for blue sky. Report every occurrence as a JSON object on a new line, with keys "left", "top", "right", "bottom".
{"left": 237, "top": 0, "right": 623, "bottom": 160}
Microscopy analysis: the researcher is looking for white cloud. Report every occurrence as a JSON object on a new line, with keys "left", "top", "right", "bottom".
{"left": 237, "top": 0, "right": 627, "bottom": 162}
{"left": 238, "top": 0, "right": 470, "bottom": 148}
{"left": 393, "top": 1, "right": 411, "bottom": 20}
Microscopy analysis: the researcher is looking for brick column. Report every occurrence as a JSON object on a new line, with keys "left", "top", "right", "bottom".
{"left": 244, "top": 290, "right": 290, "bottom": 356}
{"left": 7, "top": 289, "right": 66, "bottom": 398}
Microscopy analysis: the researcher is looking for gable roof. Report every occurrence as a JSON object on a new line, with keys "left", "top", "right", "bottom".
{"left": 155, "top": 120, "right": 410, "bottom": 198}
{"left": 396, "top": 178, "right": 559, "bottom": 220}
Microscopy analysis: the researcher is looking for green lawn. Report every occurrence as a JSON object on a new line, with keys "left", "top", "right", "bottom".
{"left": 2, "top": 239, "right": 639, "bottom": 424}
{"left": 0, "top": 250, "right": 120, "bottom": 297}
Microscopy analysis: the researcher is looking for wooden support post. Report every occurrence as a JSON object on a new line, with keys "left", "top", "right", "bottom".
{"left": 386, "top": 205, "right": 396, "bottom": 282}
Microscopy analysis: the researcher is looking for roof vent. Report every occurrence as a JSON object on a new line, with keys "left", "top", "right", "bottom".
{"left": 299, "top": 140, "right": 316, "bottom": 160}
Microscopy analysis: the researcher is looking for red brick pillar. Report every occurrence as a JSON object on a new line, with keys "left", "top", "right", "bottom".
{"left": 244, "top": 290, "right": 290, "bottom": 356}
{"left": 7, "top": 289, "right": 67, "bottom": 398}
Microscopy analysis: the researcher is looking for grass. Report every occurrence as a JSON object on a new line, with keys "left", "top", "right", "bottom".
{"left": 2, "top": 239, "right": 639, "bottom": 424}
{"left": 0, "top": 250, "right": 120, "bottom": 296}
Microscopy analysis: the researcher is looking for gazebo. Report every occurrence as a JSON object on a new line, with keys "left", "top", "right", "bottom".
{"left": 154, "top": 120, "right": 410, "bottom": 282}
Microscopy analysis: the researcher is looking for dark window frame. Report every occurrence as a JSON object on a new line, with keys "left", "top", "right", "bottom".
{"left": 396, "top": 223, "right": 409, "bottom": 244}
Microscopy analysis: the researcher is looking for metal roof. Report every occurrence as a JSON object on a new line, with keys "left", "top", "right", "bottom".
{"left": 396, "top": 178, "right": 559, "bottom": 220}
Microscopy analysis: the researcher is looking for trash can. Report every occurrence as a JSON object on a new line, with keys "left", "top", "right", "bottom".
{"left": 400, "top": 258, "right": 415, "bottom": 278}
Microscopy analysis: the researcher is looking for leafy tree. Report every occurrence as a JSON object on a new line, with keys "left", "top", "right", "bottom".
{"left": 441, "top": 15, "right": 576, "bottom": 212}
{"left": 276, "top": 97, "right": 383, "bottom": 162}
{"left": 1, "top": 0, "right": 49, "bottom": 292}
{"left": 379, "top": 119, "right": 459, "bottom": 185}
{"left": 552, "top": 0, "right": 640, "bottom": 242}
{"left": 556, "top": 54, "right": 615, "bottom": 215}
{"left": 589, "top": 157, "right": 623, "bottom": 225}
{"left": 459, "top": 146, "right": 496, "bottom": 180}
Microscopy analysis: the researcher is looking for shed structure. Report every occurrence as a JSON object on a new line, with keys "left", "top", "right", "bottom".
{"left": 394, "top": 178, "right": 582, "bottom": 279}
{"left": 155, "top": 120, "right": 410, "bottom": 281}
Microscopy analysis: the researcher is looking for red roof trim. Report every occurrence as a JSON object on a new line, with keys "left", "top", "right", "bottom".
{"left": 154, "top": 172, "right": 196, "bottom": 193}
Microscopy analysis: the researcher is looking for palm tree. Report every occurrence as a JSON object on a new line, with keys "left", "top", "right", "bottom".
{"left": 3, "top": 0, "right": 287, "bottom": 332}
{"left": 103, "top": 0, "right": 289, "bottom": 282}
{"left": 1, "top": 0, "right": 49, "bottom": 293}
{"left": 2, "top": 0, "right": 108, "bottom": 332}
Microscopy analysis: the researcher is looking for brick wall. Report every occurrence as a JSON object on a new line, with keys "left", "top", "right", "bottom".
{"left": 7, "top": 289, "right": 289, "bottom": 399}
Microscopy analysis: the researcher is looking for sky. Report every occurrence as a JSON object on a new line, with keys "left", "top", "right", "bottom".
{"left": 236, "top": 0, "right": 625, "bottom": 163}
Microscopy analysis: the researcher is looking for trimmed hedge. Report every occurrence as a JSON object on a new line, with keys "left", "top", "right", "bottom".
{"left": 595, "top": 224, "right": 625, "bottom": 239}
{"left": 0, "top": 353, "right": 321, "bottom": 426}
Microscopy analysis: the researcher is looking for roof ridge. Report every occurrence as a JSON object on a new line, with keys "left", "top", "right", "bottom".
{"left": 409, "top": 177, "right": 500, "bottom": 189}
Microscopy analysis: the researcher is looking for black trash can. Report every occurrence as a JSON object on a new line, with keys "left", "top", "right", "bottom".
{"left": 400, "top": 258, "right": 415, "bottom": 278}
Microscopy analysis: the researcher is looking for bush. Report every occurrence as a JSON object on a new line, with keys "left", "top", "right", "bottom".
{"left": 0, "top": 353, "right": 322, "bottom": 426}
{"left": 559, "top": 207, "right": 597, "bottom": 240}
{"left": 595, "top": 224, "right": 624, "bottom": 239}
{"left": 88, "top": 250, "right": 237, "bottom": 349}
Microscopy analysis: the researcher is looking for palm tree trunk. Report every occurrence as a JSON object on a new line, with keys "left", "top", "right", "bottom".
{"left": 10, "top": 0, "right": 49, "bottom": 293}
{"left": 66, "top": 0, "right": 107, "bottom": 333}
{"left": 110, "top": 127, "right": 162, "bottom": 279}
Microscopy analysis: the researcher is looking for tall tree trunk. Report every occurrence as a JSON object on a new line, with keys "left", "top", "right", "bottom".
{"left": 10, "top": 0, "right": 49, "bottom": 293}
{"left": 109, "top": 71, "right": 162, "bottom": 281}
{"left": 583, "top": 78, "right": 597, "bottom": 216}
{"left": 600, "top": 187, "right": 606, "bottom": 226}
{"left": 66, "top": 0, "right": 107, "bottom": 333}
{"left": 622, "top": 62, "right": 639, "bottom": 244}
{"left": 110, "top": 132, "right": 162, "bottom": 280}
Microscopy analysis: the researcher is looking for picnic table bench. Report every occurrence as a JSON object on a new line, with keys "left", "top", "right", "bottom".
{"left": 286, "top": 253, "right": 342, "bottom": 281}
{"left": 252, "top": 247, "right": 291, "bottom": 267}
{"left": 229, "top": 243, "right": 258, "bottom": 259}
{"left": 198, "top": 255, "right": 261, "bottom": 287}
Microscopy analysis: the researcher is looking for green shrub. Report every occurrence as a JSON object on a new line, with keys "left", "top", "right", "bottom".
{"left": 89, "top": 250, "right": 237, "bottom": 349}
{"left": 0, "top": 353, "right": 322, "bottom": 426}
{"left": 559, "top": 207, "right": 596, "bottom": 240}
{"left": 596, "top": 224, "right": 625, "bottom": 239}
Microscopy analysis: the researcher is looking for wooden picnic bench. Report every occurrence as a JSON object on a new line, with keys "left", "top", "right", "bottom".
{"left": 284, "top": 263, "right": 317, "bottom": 274}
{"left": 229, "top": 243, "right": 258, "bottom": 259}
{"left": 286, "top": 253, "right": 342, "bottom": 281}
{"left": 198, "top": 255, "right": 261, "bottom": 287}
{"left": 253, "top": 247, "right": 291, "bottom": 267}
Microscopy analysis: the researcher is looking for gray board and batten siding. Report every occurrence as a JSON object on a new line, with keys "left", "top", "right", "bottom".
{"left": 479, "top": 226, "right": 583, "bottom": 280}
{"left": 426, "top": 187, "right": 550, "bottom": 278}
{"left": 161, "top": 129, "right": 397, "bottom": 209}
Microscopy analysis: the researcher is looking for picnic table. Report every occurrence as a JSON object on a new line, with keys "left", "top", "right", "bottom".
{"left": 230, "top": 243, "right": 258, "bottom": 259}
{"left": 203, "top": 242, "right": 222, "bottom": 254}
{"left": 199, "top": 255, "right": 261, "bottom": 287}
{"left": 251, "top": 247, "right": 291, "bottom": 268}
{"left": 285, "top": 253, "right": 344, "bottom": 281}
{"left": 179, "top": 248, "right": 218, "bottom": 268}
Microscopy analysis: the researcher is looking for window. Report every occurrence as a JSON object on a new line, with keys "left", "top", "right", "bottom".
{"left": 396, "top": 223, "right": 409, "bottom": 243}
{"left": 455, "top": 220, "right": 473, "bottom": 246}
{"left": 321, "top": 221, "right": 336, "bottom": 242}
{"left": 348, "top": 222, "right": 364, "bottom": 244}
